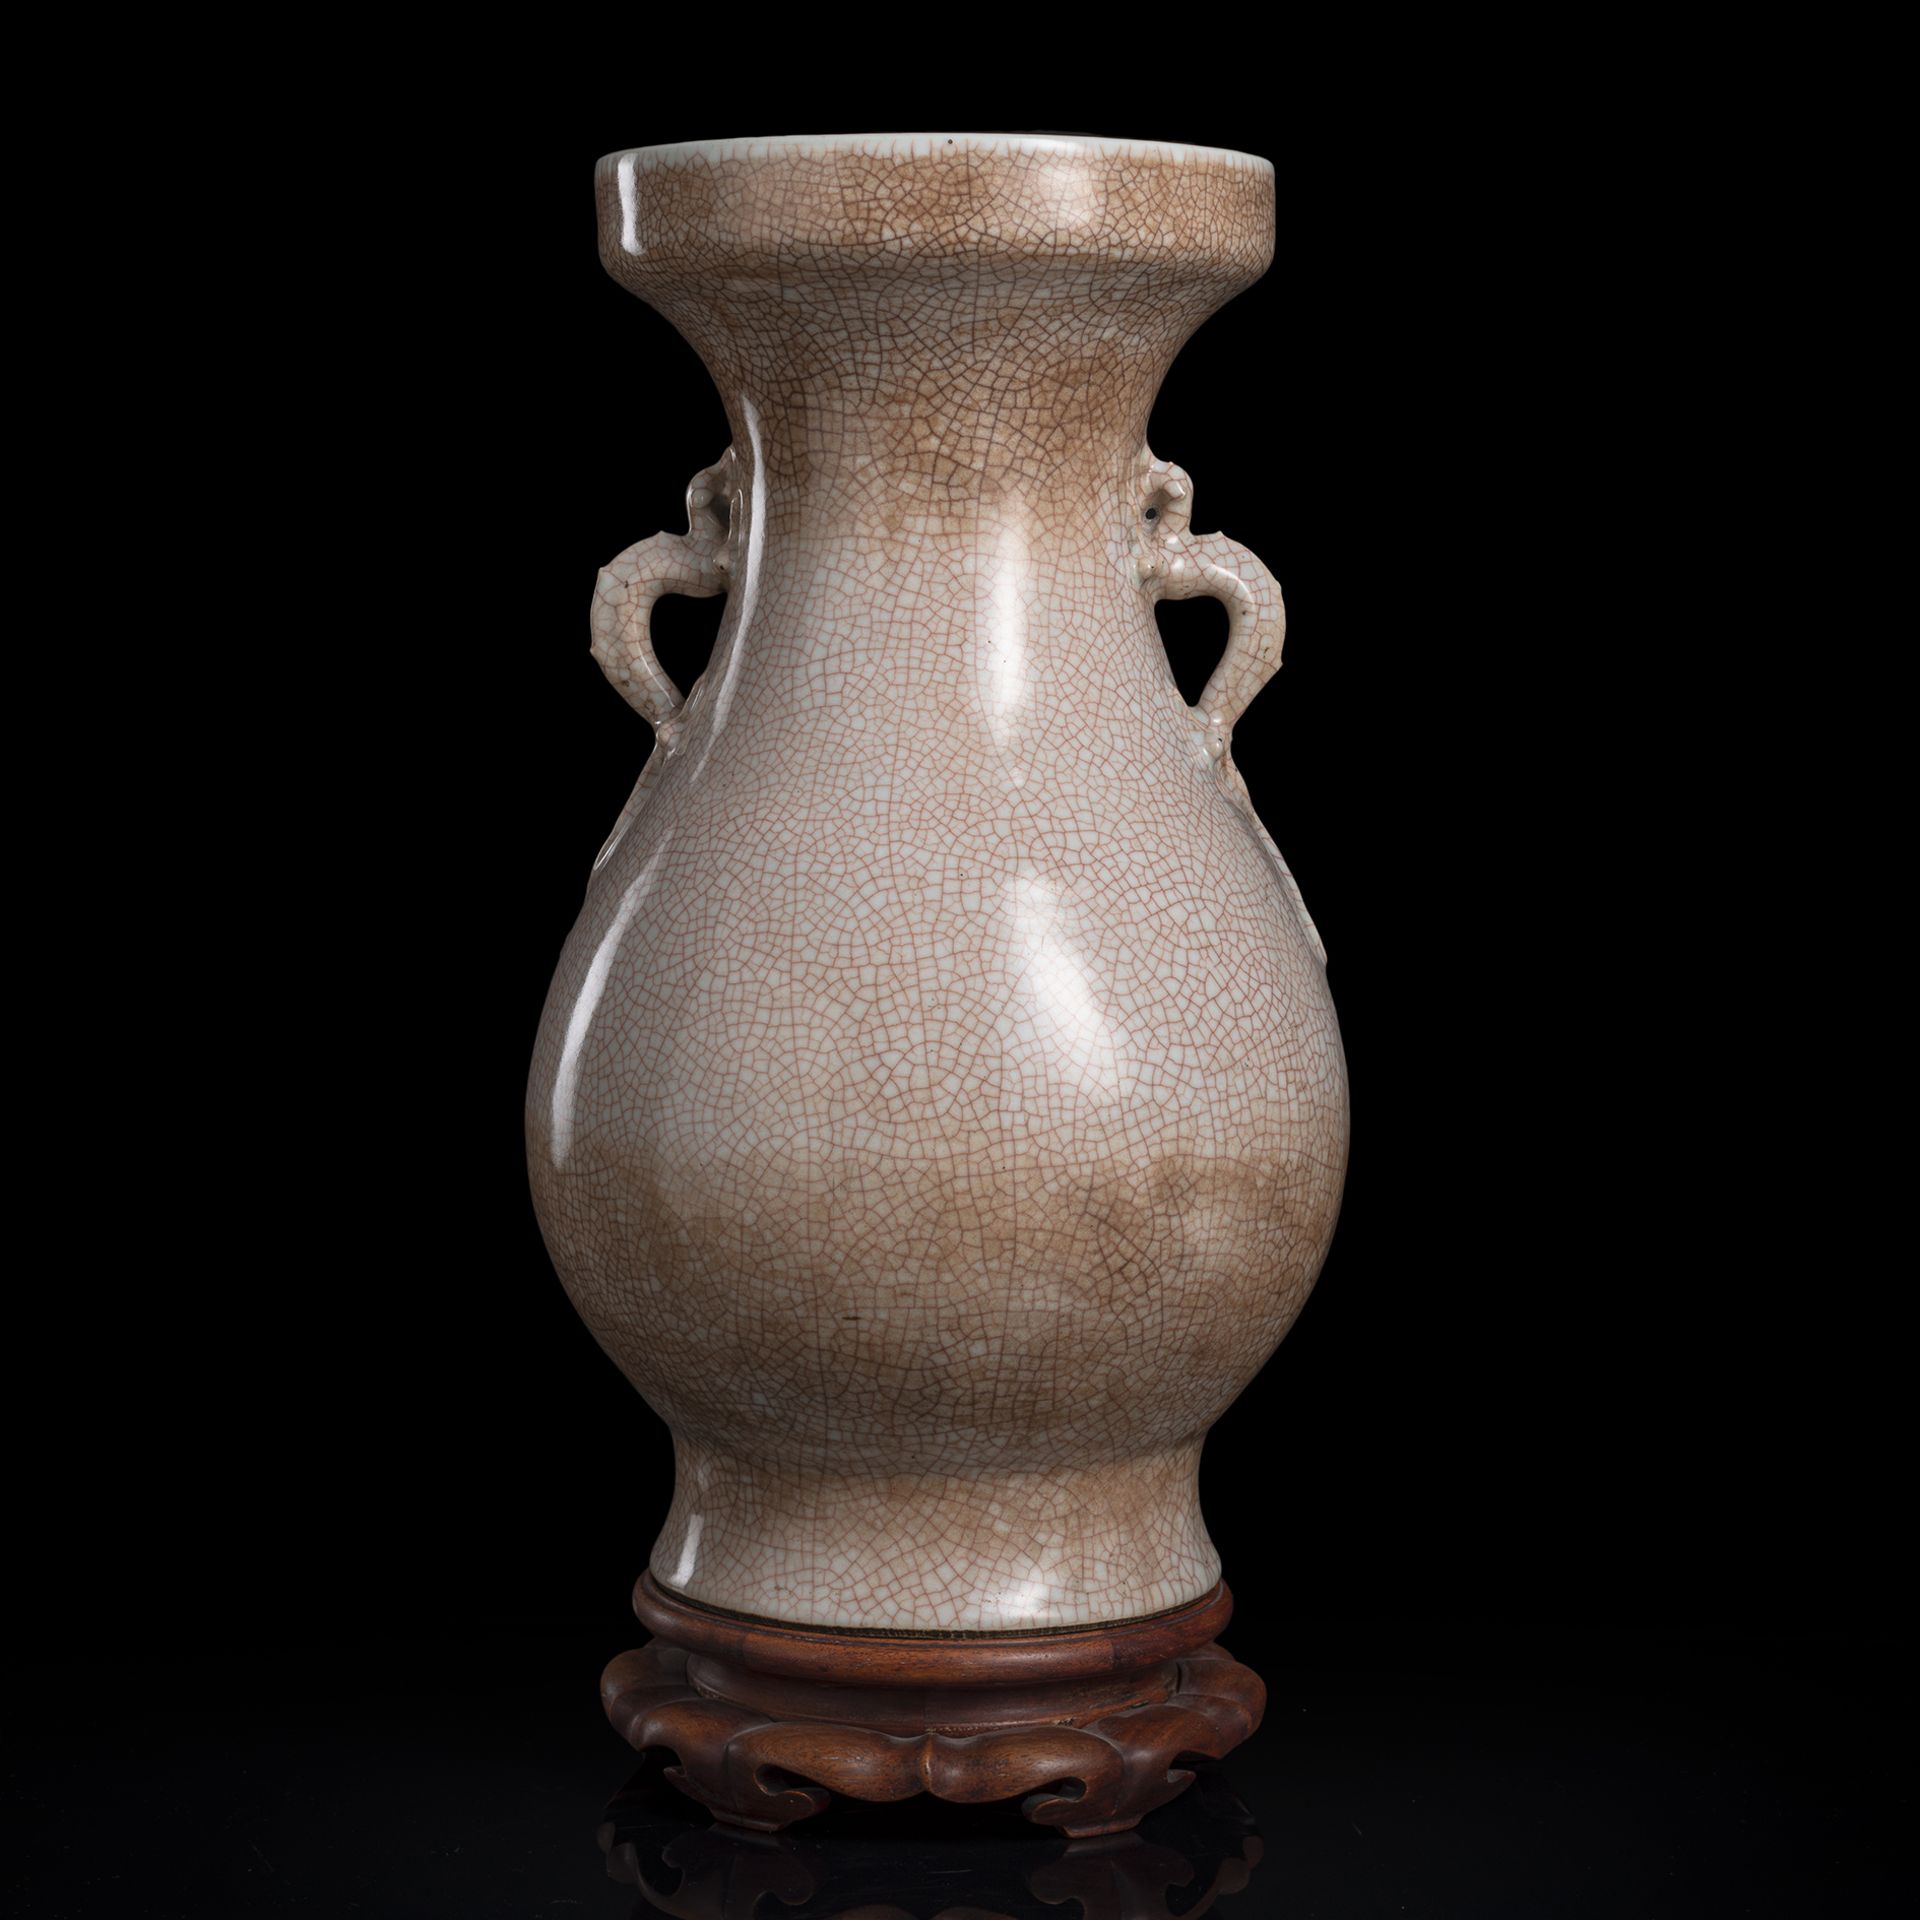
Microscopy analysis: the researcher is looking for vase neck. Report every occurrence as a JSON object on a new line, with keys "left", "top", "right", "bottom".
{"left": 659, "top": 264, "right": 1206, "bottom": 534}
{"left": 600, "top": 141, "right": 1274, "bottom": 543}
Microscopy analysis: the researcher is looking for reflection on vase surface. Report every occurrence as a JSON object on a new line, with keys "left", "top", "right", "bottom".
{"left": 597, "top": 1759, "right": 1263, "bottom": 1918}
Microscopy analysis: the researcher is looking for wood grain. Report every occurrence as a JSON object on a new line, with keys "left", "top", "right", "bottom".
{"left": 602, "top": 1595, "right": 1265, "bottom": 1838}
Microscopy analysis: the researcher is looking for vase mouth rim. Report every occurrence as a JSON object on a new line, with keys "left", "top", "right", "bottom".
{"left": 598, "top": 132, "right": 1273, "bottom": 175}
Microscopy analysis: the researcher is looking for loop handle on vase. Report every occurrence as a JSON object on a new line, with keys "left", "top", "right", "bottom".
{"left": 590, "top": 449, "right": 737, "bottom": 747}
{"left": 1133, "top": 448, "right": 1324, "bottom": 965}
{"left": 1132, "top": 449, "right": 1287, "bottom": 763}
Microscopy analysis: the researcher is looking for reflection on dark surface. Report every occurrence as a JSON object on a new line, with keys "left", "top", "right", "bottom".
{"left": 6, "top": 1628, "right": 1909, "bottom": 1914}
{"left": 597, "top": 1762, "right": 1262, "bottom": 1919}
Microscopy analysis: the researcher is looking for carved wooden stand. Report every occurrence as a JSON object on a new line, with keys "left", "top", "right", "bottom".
{"left": 602, "top": 1576, "right": 1264, "bottom": 1837}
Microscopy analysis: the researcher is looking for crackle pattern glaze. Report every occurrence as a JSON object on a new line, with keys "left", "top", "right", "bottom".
{"left": 528, "top": 134, "right": 1349, "bottom": 1633}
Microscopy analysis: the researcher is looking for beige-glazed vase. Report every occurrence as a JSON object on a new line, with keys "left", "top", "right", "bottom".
{"left": 528, "top": 134, "right": 1349, "bottom": 1642}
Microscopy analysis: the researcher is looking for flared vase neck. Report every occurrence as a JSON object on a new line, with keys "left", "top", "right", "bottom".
{"left": 596, "top": 137, "right": 1274, "bottom": 530}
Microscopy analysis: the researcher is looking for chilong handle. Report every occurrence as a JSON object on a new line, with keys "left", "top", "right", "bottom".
{"left": 590, "top": 449, "right": 737, "bottom": 748}
{"left": 1133, "top": 448, "right": 1325, "bottom": 966}
{"left": 1132, "top": 449, "right": 1287, "bottom": 761}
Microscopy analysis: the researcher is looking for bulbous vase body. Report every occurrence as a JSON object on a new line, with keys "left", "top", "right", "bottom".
{"left": 528, "top": 135, "right": 1348, "bottom": 1634}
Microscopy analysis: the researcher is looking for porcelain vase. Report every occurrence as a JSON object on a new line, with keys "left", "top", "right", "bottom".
{"left": 527, "top": 133, "right": 1349, "bottom": 1834}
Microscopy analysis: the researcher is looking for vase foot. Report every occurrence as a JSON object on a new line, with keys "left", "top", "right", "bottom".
{"left": 600, "top": 1577, "right": 1264, "bottom": 1836}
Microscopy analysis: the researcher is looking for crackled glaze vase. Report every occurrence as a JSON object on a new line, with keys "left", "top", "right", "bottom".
{"left": 527, "top": 133, "right": 1348, "bottom": 1830}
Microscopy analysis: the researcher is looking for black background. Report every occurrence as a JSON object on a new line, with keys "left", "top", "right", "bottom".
{"left": 9, "top": 88, "right": 1908, "bottom": 1917}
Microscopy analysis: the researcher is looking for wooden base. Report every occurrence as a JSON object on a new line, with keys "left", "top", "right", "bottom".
{"left": 601, "top": 1576, "right": 1264, "bottom": 1837}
